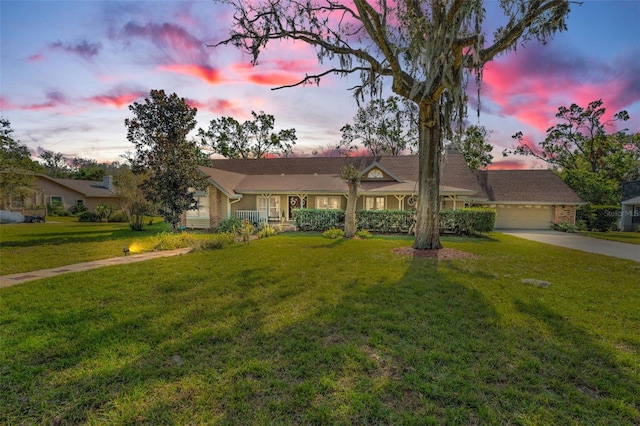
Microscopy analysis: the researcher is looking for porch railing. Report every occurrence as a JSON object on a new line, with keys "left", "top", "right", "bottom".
{"left": 234, "top": 210, "right": 263, "bottom": 224}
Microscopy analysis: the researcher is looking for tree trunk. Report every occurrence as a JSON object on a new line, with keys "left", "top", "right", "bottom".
{"left": 413, "top": 102, "right": 443, "bottom": 250}
{"left": 344, "top": 182, "right": 358, "bottom": 238}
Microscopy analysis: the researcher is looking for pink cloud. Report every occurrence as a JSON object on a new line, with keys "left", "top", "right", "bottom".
{"left": 248, "top": 72, "right": 303, "bottom": 86}
{"left": 87, "top": 89, "right": 146, "bottom": 109}
{"left": 159, "top": 64, "right": 224, "bottom": 84}
{"left": 185, "top": 97, "right": 242, "bottom": 116}
{"left": 121, "top": 21, "right": 209, "bottom": 65}
{"left": 28, "top": 53, "right": 44, "bottom": 62}
{"left": 1, "top": 91, "right": 68, "bottom": 111}
{"left": 479, "top": 44, "right": 640, "bottom": 133}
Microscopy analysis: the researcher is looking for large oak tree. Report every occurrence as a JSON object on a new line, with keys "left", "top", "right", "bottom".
{"left": 214, "top": 0, "right": 572, "bottom": 249}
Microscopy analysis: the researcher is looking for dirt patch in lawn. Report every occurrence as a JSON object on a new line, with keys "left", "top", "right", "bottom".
{"left": 392, "top": 247, "right": 476, "bottom": 260}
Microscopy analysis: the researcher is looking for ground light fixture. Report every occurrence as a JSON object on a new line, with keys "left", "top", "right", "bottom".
{"left": 123, "top": 247, "right": 130, "bottom": 256}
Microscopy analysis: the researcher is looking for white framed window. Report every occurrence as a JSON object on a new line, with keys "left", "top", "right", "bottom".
{"left": 187, "top": 195, "right": 209, "bottom": 217}
{"left": 316, "top": 196, "right": 341, "bottom": 210}
{"left": 258, "top": 196, "right": 281, "bottom": 219}
{"left": 50, "top": 196, "right": 62, "bottom": 206}
{"left": 76, "top": 199, "right": 85, "bottom": 207}
{"left": 365, "top": 196, "right": 386, "bottom": 210}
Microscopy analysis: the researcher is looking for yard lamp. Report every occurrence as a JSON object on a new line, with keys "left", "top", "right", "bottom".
{"left": 123, "top": 247, "right": 130, "bottom": 256}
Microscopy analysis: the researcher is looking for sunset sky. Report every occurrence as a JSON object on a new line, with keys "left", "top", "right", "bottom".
{"left": 1, "top": 0, "right": 639, "bottom": 169}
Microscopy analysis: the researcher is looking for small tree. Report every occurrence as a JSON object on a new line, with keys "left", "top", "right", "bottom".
{"left": 125, "top": 89, "right": 208, "bottom": 230}
{"left": 114, "top": 167, "right": 154, "bottom": 231}
{"left": 200, "top": 111, "right": 297, "bottom": 159}
{"left": 340, "top": 164, "right": 361, "bottom": 238}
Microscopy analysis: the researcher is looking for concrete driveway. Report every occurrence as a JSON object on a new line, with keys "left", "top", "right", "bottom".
{"left": 502, "top": 230, "right": 640, "bottom": 262}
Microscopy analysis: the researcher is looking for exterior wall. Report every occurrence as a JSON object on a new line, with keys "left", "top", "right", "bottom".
{"left": 553, "top": 205, "right": 577, "bottom": 225}
{"left": 620, "top": 204, "right": 640, "bottom": 231}
{"left": 36, "top": 179, "right": 85, "bottom": 211}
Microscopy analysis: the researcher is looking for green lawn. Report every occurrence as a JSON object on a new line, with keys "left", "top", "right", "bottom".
{"left": 580, "top": 230, "right": 640, "bottom": 245}
{"left": 0, "top": 217, "right": 223, "bottom": 275}
{"left": 1, "top": 232, "right": 638, "bottom": 424}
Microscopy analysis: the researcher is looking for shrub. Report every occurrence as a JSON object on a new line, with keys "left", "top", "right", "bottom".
{"left": 440, "top": 208, "right": 495, "bottom": 235}
{"left": 293, "top": 209, "right": 344, "bottom": 231}
{"left": 109, "top": 211, "right": 128, "bottom": 222}
{"left": 577, "top": 205, "right": 621, "bottom": 232}
{"left": 552, "top": 221, "right": 578, "bottom": 233}
{"left": 194, "top": 238, "right": 225, "bottom": 251}
{"left": 217, "top": 217, "right": 243, "bottom": 234}
{"left": 77, "top": 211, "right": 101, "bottom": 222}
{"left": 257, "top": 224, "right": 277, "bottom": 239}
{"left": 152, "top": 231, "right": 197, "bottom": 250}
{"left": 356, "top": 210, "right": 413, "bottom": 233}
{"left": 356, "top": 229, "right": 373, "bottom": 239}
{"left": 322, "top": 227, "right": 344, "bottom": 239}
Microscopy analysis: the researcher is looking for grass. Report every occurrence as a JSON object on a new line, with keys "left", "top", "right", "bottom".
{"left": 580, "top": 230, "right": 640, "bottom": 245}
{"left": 0, "top": 217, "right": 228, "bottom": 275}
{"left": 1, "top": 232, "right": 638, "bottom": 424}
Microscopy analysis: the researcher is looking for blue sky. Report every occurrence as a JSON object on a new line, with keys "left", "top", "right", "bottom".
{"left": 1, "top": 0, "right": 639, "bottom": 168}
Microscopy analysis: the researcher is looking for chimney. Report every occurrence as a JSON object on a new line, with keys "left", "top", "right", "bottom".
{"left": 103, "top": 175, "right": 113, "bottom": 191}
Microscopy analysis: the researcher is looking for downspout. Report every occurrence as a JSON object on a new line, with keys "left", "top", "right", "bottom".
{"left": 228, "top": 197, "right": 242, "bottom": 219}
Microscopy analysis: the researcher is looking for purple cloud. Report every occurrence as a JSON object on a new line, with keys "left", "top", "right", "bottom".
{"left": 49, "top": 39, "right": 102, "bottom": 60}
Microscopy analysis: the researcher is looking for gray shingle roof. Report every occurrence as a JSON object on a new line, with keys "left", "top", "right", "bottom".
{"left": 200, "top": 154, "right": 582, "bottom": 204}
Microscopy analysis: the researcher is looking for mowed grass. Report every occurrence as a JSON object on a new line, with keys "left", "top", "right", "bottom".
{"left": 580, "top": 230, "right": 640, "bottom": 245}
{"left": 0, "top": 217, "right": 217, "bottom": 275}
{"left": 1, "top": 233, "right": 638, "bottom": 424}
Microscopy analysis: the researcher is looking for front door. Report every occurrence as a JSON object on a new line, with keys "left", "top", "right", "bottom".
{"left": 288, "top": 196, "right": 307, "bottom": 219}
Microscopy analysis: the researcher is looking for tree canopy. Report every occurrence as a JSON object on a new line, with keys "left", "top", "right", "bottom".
{"left": 504, "top": 99, "right": 640, "bottom": 204}
{"left": 199, "top": 111, "right": 296, "bottom": 159}
{"left": 339, "top": 96, "right": 417, "bottom": 156}
{"left": 0, "top": 118, "right": 42, "bottom": 209}
{"left": 214, "top": 0, "right": 572, "bottom": 249}
{"left": 456, "top": 125, "right": 493, "bottom": 170}
{"left": 125, "top": 89, "right": 208, "bottom": 230}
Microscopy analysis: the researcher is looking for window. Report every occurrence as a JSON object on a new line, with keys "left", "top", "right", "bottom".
{"left": 367, "top": 169, "right": 383, "bottom": 179}
{"left": 316, "top": 196, "right": 341, "bottom": 210}
{"left": 76, "top": 200, "right": 85, "bottom": 207}
{"left": 187, "top": 195, "right": 209, "bottom": 217}
{"left": 50, "top": 196, "right": 62, "bottom": 206}
{"left": 365, "top": 196, "right": 386, "bottom": 210}
{"left": 258, "top": 196, "right": 281, "bottom": 219}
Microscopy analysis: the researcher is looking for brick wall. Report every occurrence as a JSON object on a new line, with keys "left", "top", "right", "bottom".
{"left": 553, "top": 205, "right": 576, "bottom": 225}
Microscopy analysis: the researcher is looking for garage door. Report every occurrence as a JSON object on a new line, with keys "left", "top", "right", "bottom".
{"left": 495, "top": 205, "right": 553, "bottom": 229}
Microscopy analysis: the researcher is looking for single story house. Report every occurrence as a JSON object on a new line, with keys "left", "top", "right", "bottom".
{"left": 35, "top": 175, "right": 119, "bottom": 212}
{"left": 620, "top": 180, "right": 640, "bottom": 232}
{"left": 185, "top": 153, "right": 584, "bottom": 230}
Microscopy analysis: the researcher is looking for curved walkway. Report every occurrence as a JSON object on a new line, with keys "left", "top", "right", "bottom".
{"left": 0, "top": 247, "right": 193, "bottom": 289}
{"left": 502, "top": 230, "right": 640, "bottom": 262}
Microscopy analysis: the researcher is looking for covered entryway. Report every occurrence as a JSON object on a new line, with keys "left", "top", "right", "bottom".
{"left": 288, "top": 195, "right": 307, "bottom": 219}
{"left": 495, "top": 205, "right": 553, "bottom": 229}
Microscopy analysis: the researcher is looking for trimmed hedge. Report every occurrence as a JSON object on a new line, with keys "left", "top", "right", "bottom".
{"left": 292, "top": 208, "right": 496, "bottom": 235}
{"left": 577, "top": 205, "right": 621, "bottom": 232}
{"left": 440, "top": 208, "right": 495, "bottom": 235}
{"left": 293, "top": 209, "right": 345, "bottom": 231}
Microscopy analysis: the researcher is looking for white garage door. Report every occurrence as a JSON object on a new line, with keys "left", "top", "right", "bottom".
{"left": 495, "top": 205, "right": 553, "bottom": 229}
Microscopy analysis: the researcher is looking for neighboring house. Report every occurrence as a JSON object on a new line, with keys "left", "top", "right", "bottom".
{"left": 620, "top": 180, "right": 640, "bottom": 232}
{"left": 186, "top": 153, "right": 584, "bottom": 230}
{"left": 35, "top": 175, "right": 119, "bottom": 212}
